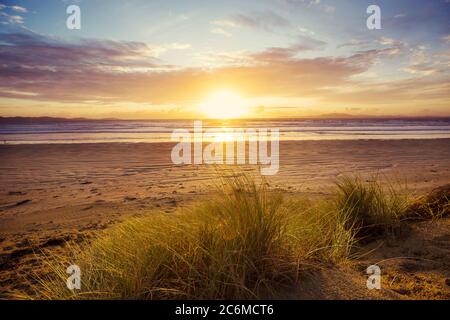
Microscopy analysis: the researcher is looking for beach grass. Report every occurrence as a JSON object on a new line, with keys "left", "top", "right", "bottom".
{"left": 31, "top": 175, "right": 296, "bottom": 299}
{"left": 334, "top": 176, "right": 410, "bottom": 240}
{"left": 29, "top": 174, "right": 420, "bottom": 300}
{"left": 406, "top": 184, "right": 450, "bottom": 220}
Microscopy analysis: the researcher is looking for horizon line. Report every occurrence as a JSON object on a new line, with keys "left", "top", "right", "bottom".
{"left": 2, "top": 114, "right": 450, "bottom": 122}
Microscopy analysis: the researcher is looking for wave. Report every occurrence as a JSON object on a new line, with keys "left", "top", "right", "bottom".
{"left": 1, "top": 119, "right": 450, "bottom": 144}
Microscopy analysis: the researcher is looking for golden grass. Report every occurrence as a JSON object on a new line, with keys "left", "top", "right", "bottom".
{"left": 29, "top": 174, "right": 417, "bottom": 300}
{"left": 406, "top": 184, "right": 450, "bottom": 220}
{"left": 334, "top": 175, "right": 410, "bottom": 240}
{"left": 32, "top": 175, "right": 296, "bottom": 299}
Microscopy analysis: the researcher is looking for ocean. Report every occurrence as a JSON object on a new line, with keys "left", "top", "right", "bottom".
{"left": 0, "top": 118, "right": 450, "bottom": 144}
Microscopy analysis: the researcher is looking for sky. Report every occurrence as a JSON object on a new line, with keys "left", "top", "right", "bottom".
{"left": 0, "top": 0, "right": 449, "bottom": 119}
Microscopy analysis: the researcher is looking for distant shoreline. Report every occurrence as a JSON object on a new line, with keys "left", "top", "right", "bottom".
{"left": 1, "top": 115, "right": 450, "bottom": 124}
{"left": 2, "top": 137, "right": 450, "bottom": 145}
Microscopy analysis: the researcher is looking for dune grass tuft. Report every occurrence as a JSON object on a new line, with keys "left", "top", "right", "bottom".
{"left": 32, "top": 175, "right": 296, "bottom": 300}
{"left": 406, "top": 184, "right": 450, "bottom": 220}
{"left": 334, "top": 176, "right": 410, "bottom": 241}
{"left": 285, "top": 198, "right": 358, "bottom": 263}
{"left": 30, "top": 174, "right": 418, "bottom": 300}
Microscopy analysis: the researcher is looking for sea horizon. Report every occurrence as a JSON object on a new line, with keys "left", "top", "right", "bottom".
{"left": 1, "top": 117, "right": 450, "bottom": 144}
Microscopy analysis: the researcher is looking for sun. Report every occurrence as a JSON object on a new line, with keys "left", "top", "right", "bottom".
{"left": 199, "top": 90, "right": 249, "bottom": 119}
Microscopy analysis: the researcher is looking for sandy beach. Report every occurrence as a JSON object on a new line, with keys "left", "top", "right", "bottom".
{"left": 1, "top": 139, "right": 450, "bottom": 298}
{"left": 2, "top": 139, "right": 450, "bottom": 232}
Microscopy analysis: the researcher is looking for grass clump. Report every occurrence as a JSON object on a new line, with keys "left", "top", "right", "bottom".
{"left": 286, "top": 175, "right": 410, "bottom": 263}
{"left": 334, "top": 176, "right": 410, "bottom": 240}
{"left": 406, "top": 184, "right": 450, "bottom": 220}
{"left": 33, "top": 175, "right": 296, "bottom": 300}
{"left": 286, "top": 198, "right": 357, "bottom": 263}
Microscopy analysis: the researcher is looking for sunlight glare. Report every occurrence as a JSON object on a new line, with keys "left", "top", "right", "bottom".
{"left": 199, "top": 90, "right": 249, "bottom": 119}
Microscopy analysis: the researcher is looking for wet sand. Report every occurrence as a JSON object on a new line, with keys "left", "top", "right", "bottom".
{"left": 1, "top": 139, "right": 450, "bottom": 233}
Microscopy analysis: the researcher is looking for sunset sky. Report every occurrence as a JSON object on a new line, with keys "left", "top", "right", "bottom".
{"left": 0, "top": 0, "right": 449, "bottom": 119}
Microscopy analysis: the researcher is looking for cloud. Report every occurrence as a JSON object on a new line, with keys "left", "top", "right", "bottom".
{"left": 284, "top": 0, "right": 336, "bottom": 14}
{"left": 209, "top": 18, "right": 240, "bottom": 37}
{"left": 322, "top": 77, "right": 450, "bottom": 110}
{"left": 229, "top": 11, "right": 291, "bottom": 32}
{"left": 10, "top": 5, "right": 27, "bottom": 13}
{"left": 210, "top": 19, "right": 238, "bottom": 28}
{"left": 402, "top": 44, "right": 449, "bottom": 76}
{"left": 338, "top": 39, "right": 372, "bottom": 49}
{"left": 298, "top": 26, "right": 315, "bottom": 36}
{"left": 403, "top": 64, "right": 437, "bottom": 76}
{"left": 0, "top": 4, "right": 28, "bottom": 13}
{"left": 251, "top": 35, "right": 327, "bottom": 60}
{"left": 0, "top": 4, "right": 27, "bottom": 24}
{"left": 0, "top": 31, "right": 380, "bottom": 104}
{"left": 193, "top": 50, "right": 252, "bottom": 67}
{"left": 161, "top": 42, "right": 191, "bottom": 51}
{"left": 0, "top": 11, "right": 24, "bottom": 24}
{"left": 0, "top": 32, "right": 171, "bottom": 83}
{"left": 210, "top": 28, "right": 232, "bottom": 38}
{"left": 377, "top": 37, "right": 404, "bottom": 47}
{"left": 338, "top": 37, "right": 406, "bottom": 59}
{"left": 0, "top": 31, "right": 448, "bottom": 114}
